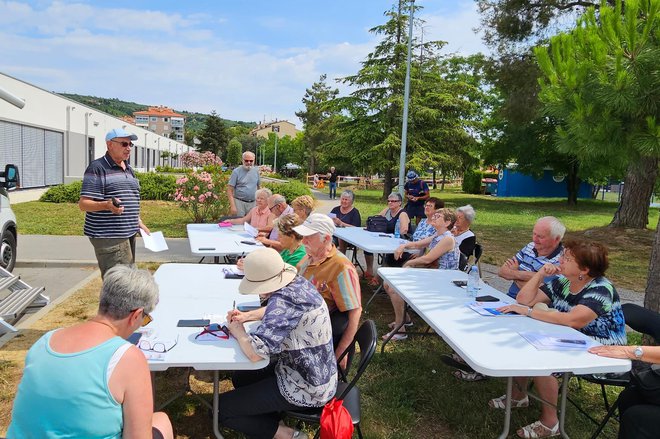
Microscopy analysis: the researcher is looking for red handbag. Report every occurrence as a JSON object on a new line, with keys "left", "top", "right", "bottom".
{"left": 319, "top": 398, "right": 354, "bottom": 439}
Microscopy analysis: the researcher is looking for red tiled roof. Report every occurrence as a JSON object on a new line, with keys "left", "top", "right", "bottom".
{"left": 133, "top": 106, "right": 185, "bottom": 118}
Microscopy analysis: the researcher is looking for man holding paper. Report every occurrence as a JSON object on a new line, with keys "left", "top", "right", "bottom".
{"left": 78, "top": 128, "right": 150, "bottom": 277}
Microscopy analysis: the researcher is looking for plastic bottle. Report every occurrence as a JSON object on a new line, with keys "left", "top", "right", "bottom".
{"left": 394, "top": 219, "right": 400, "bottom": 238}
{"left": 467, "top": 265, "right": 480, "bottom": 297}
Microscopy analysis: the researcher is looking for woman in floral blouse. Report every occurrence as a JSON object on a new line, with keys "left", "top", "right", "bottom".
{"left": 220, "top": 248, "right": 337, "bottom": 439}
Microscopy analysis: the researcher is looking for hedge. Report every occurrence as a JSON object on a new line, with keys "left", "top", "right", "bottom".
{"left": 262, "top": 180, "right": 312, "bottom": 203}
{"left": 39, "top": 173, "right": 177, "bottom": 203}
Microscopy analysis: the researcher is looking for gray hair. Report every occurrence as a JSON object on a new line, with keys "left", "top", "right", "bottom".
{"left": 387, "top": 192, "right": 403, "bottom": 202}
{"left": 98, "top": 265, "right": 159, "bottom": 320}
{"left": 340, "top": 190, "right": 355, "bottom": 203}
{"left": 271, "top": 194, "right": 286, "bottom": 206}
{"left": 457, "top": 204, "right": 476, "bottom": 224}
{"left": 537, "top": 216, "right": 566, "bottom": 240}
{"left": 242, "top": 151, "right": 255, "bottom": 159}
{"left": 255, "top": 188, "right": 273, "bottom": 200}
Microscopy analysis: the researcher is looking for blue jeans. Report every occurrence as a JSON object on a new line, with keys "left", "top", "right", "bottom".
{"left": 329, "top": 182, "right": 337, "bottom": 198}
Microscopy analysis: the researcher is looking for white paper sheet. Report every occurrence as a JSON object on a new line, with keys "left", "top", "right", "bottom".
{"left": 328, "top": 213, "right": 337, "bottom": 219}
{"left": 518, "top": 331, "right": 595, "bottom": 350}
{"left": 243, "top": 222, "right": 259, "bottom": 238}
{"left": 141, "top": 231, "right": 168, "bottom": 252}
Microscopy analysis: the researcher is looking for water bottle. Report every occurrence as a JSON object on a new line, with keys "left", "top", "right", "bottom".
{"left": 467, "top": 265, "right": 479, "bottom": 298}
{"left": 394, "top": 219, "right": 400, "bottom": 238}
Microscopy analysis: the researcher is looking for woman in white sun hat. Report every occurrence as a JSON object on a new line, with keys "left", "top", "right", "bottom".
{"left": 219, "top": 248, "right": 337, "bottom": 439}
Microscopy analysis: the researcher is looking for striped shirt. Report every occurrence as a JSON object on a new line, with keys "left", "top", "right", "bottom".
{"left": 298, "top": 245, "right": 361, "bottom": 313}
{"left": 507, "top": 241, "right": 563, "bottom": 299}
{"left": 81, "top": 153, "right": 140, "bottom": 238}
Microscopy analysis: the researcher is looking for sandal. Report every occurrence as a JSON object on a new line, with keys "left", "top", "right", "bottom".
{"left": 488, "top": 394, "right": 529, "bottom": 409}
{"left": 453, "top": 369, "right": 487, "bottom": 382}
{"left": 382, "top": 331, "right": 408, "bottom": 341}
{"left": 517, "top": 420, "right": 559, "bottom": 438}
{"left": 388, "top": 320, "right": 413, "bottom": 329}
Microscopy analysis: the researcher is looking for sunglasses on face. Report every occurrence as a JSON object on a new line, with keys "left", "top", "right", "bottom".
{"left": 112, "top": 140, "right": 134, "bottom": 148}
{"left": 243, "top": 159, "right": 254, "bottom": 163}
{"left": 131, "top": 309, "right": 152, "bottom": 326}
{"left": 387, "top": 199, "right": 400, "bottom": 203}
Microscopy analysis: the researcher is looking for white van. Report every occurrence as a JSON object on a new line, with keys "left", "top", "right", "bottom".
{"left": 0, "top": 164, "right": 19, "bottom": 272}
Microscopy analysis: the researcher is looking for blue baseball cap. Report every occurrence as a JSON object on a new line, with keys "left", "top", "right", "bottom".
{"left": 406, "top": 171, "right": 418, "bottom": 181}
{"left": 106, "top": 128, "right": 138, "bottom": 142}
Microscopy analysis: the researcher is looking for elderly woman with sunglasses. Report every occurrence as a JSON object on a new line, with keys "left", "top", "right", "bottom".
{"left": 363, "top": 192, "right": 411, "bottom": 285}
{"left": 495, "top": 239, "right": 626, "bottom": 439}
{"left": 382, "top": 208, "right": 460, "bottom": 340}
{"left": 8, "top": 265, "right": 173, "bottom": 439}
{"left": 220, "top": 248, "right": 337, "bottom": 439}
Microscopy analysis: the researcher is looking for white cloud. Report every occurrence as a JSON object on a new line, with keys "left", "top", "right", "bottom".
{"left": 420, "top": 0, "right": 489, "bottom": 56}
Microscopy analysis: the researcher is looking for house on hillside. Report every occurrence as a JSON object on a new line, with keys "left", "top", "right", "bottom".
{"left": 249, "top": 119, "right": 299, "bottom": 139}
{"left": 133, "top": 106, "right": 185, "bottom": 142}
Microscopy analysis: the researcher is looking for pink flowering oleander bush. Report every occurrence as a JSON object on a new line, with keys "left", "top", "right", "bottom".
{"left": 180, "top": 151, "right": 223, "bottom": 168}
{"left": 173, "top": 170, "right": 230, "bottom": 223}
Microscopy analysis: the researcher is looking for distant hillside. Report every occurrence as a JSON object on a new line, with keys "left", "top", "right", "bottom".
{"left": 58, "top": 93, "right": 256, "bottom": 134}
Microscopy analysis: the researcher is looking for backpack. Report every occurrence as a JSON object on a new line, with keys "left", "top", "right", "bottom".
{"left": 366, "top": 215, "right": 388, "bottom": 233}
{"left": 320, "top": 398, "right": 354, "bottom": 439}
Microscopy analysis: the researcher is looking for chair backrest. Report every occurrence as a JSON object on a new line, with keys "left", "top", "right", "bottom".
{"left": 336, "top": 320, "right": 377, "bottom": 399}
{"left": 473, "top": 243, "right": 483, "bottom": 263}
{"left": 622, "top": 303, "right": 660, "bottom": 343}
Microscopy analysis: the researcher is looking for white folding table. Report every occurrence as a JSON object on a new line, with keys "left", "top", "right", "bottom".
{"left": 151, "top": 263, "right": 267, "bottom": 439}
{"left": 333, "top": 227, "right": 407, "bottom": 308}
{"left": 377, "top": 267, "right": 631, "bottom": 439}
{"left": 187, "top": 223, "right": 264, "bottom": 263}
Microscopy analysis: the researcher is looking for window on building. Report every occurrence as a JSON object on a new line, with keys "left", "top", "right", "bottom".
{"left": 163, "top": 118, "right": 169, "bottom": 122}
{"left": 150, "top": 117, "right": 157, "bottom": 122}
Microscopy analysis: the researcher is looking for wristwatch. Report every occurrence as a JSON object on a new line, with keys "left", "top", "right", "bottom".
{"left": 634, "top": 346, "right": 644, "bottom": 359}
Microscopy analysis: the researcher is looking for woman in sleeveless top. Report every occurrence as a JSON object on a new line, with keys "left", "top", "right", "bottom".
{"left": 382, "top": 208, "right": 459, "bottom": 340}
{"left": 364, "top": 192, "right": 411, "bottom": 284}
{"left": 8, "top": 265, "right": 173, "bottom": 439}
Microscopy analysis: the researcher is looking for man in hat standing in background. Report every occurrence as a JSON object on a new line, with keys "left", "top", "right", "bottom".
{"left": 78, "top": 128, "right": 150, "bottom": 277}
{"left": 404, "top": 170, "right": 429, "bottom": 226}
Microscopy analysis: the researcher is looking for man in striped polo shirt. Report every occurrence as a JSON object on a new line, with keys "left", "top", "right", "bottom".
{"left": 78, "top": 128, "right": 150, "bottom": 277}
{"left": 499, "top": 216, "right": 565, "bottom": 299}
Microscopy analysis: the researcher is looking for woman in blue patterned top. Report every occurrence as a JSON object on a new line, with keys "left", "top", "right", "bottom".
{"left": 495, "top": 239, "right": 626, "bottom": 439}
{"left": 220, "top": 248, "right": 337, "bottom": 439}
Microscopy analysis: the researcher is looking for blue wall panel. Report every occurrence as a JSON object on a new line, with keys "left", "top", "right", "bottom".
{"left": 497, "top": 169, "right": 592, "bottom": 198}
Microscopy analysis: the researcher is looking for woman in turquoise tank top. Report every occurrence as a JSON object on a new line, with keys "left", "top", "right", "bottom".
{"left": 7, "top": 265, "right": 173, "bottom": 439}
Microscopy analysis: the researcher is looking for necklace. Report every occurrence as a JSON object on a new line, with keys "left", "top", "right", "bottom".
{"left": 90, "top": 319, "right": 117, "bottom": 334}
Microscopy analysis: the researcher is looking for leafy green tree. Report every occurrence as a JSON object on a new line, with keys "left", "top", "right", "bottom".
{"left": 535, "top": 0, "right": 660, "bottom": 228}
{"left": 235, "top": 134, "right": 263, "bottom": 158}
{"left": 198, "top": 111, "right": 230, "bottom": 158}
{"left": 226, "top": 137, "right": 243, "bottom": 167}
{"left": 329, "top": 1, "right": 479, "bottom": 198}
{"left": 295, "top": 74, "right": 340, "bottom": 174}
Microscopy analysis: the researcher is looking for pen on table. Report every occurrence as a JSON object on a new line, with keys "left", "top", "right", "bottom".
{"left": 199, "top": 247, "right": 215, "bottom": 251}
{"left": 557, "top": 339, "right": 586, "bottom": 345}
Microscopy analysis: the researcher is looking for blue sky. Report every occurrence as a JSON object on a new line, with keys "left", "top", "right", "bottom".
{"left": 0, "top": 0, "right": 488, "bottom": 127}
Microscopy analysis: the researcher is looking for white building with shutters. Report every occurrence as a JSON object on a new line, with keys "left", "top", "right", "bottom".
{"left": 0, "top": 72, "right": 191, "bottom": 188}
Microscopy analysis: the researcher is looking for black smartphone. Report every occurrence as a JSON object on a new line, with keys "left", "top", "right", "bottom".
{"left": 224, "top": 273, "right": 245, "bottom": 279}
{"left": 476, "top": 295, "right": 499, "bottom": 302}
{"left": 111, "top": 196, "right": 122, "bottom": 208}
{"left": 240, "top": 240, "right": 257, "bottom": 245}
{"left": 177, "top": 319, "right": 210, "bottom": 327}
{"left": 452, "top": 280, "right": 467, "bottom": 287}
{"left": 237, "top": 305, "right": 262, "bottom": 312}
{"left": 127, "top": 332, "right": 142, "bottom": 345}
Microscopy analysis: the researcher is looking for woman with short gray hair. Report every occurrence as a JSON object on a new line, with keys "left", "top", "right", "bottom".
{"left": 330, "top": 190, "right": 362, "bottom": 253}
{"left": 453, "top": 204, "right": 477, "bottom": 258}
{"left": 8, "top": 265, "right": 173, "bottom": 439}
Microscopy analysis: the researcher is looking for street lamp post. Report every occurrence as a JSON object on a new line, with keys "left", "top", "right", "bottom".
{"left": 272, "top": 125, "right": 280, "bottom": 172}
{"left": 398, "top": 0, "right": 415, "bottom": 197}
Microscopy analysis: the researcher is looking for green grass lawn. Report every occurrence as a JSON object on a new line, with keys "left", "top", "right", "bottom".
{"left": 14, "top": 188, "right": 656, "bottom": 291}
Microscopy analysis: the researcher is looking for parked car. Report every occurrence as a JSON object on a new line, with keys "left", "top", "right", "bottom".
{"left": 0, "top": 164, "right": 20, "bottom": 271}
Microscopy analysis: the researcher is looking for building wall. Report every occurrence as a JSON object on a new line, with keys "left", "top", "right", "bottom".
{"left": 0, "top": 72, "right": 191, "bottom": 187}
{"left": 497, "top": 169, "right": 593, "bottom": 198}
{"left": 251, "top": 120, "right": 298, "bottom": 139}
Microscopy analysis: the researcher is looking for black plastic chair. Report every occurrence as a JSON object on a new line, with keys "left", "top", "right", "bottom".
{"left": 285, "top": 319, "right": 378, "bottom": 439}
{"left": 578, "top": 303, "right": 660, "bottom": 438}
